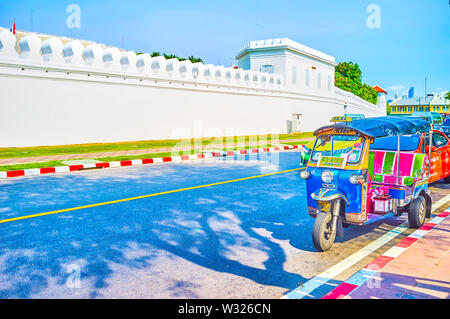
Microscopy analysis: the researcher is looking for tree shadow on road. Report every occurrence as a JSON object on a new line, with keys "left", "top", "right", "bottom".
{"left": 0, "top": 168, "right": 310, "bottom": 298}
{"left": 0, "top": 161, "right": 410, "bottom": 298}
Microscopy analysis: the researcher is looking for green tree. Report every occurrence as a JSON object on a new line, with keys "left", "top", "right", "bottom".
{"left": 386, "top": 102, "right": 391, "bottom": 115}
{"left": 335, "top": 61, "right": 377, "bottom": 105}
{"left": 188, "top": 56, "right": 204, "bottom": 63}
{"left": 142, "top": 51, "right": 203, "bottom": 63}
{"left": 335, "top": 62, "right": 362, "bottom": 84}
{"left": 360, "top": 83, "right": 378, "bottom": 104}
{"left": 445, "top": 91, "right": 450, "bottom": 102}
{"left": 163, "top": 53, "right": 179, "bottom": 60}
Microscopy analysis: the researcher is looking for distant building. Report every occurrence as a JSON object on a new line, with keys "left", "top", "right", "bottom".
{"left": 373, "top": 85, "right": 387, "bottom": 105}
{"left": 236, "top": 38, "right": 336, "bottom": 95}
{"left": 389, "top": 94, "right": 449, "bottom": 114}
{"left": 408, "top": 87, "right": 414, "bottom": 98}
{"left": 430, "top": 96, "right": 450, "bottom": 113}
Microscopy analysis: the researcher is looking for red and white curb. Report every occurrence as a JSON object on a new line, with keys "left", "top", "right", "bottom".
{"left": 0, "top": 145, "right": 304, "bottom": 179}
{"left": 322, "top": 208, "right": 450, "bottom": 299}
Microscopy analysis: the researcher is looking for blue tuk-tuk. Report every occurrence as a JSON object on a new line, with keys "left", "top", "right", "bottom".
{"left": 300, "top": 116, "right": 433, "bottom": 251}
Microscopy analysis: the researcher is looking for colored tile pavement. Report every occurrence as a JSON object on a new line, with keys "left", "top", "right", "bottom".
{"left": 323, "top": 209, "right": 450, "bottom": 299}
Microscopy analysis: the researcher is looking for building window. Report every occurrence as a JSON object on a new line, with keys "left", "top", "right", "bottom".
{"left": 261, "top": 64, "right": 274, "bottom": 74}
{"left": 305, "top": 69, "right": 310, "bottom": 87}
{"left": 327, "top": 75, "right": 331, "bottom": 91}
{"left": 292, "top": 66, "right": 297, "bottom": 84}
{"left": 317, "top": 72, "right": 322, "bottom": 89}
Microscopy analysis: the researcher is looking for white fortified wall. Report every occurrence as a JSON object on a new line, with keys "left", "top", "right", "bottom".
{"left": 0, "top": 30, "right": 385, "bottom": 147}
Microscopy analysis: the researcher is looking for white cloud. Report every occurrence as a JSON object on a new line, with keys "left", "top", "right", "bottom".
{"left": 388, "top": 84, "right": 405, "bottom": 91}
{"left": 434, "top": 89, "right": 448, "bottom": 97}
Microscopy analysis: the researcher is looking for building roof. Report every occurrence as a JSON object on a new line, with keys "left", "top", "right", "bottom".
{"left": 430, "top": 95, "right": 449, "bottom": 105}
{"left": 373, "top": 85, "right": 387, "bottom": 94}
{"left": 390, "top": 95, "right": 434, "bottom": 106}
{"left": 236, "top": 38, "right": 336, "bottom": 66}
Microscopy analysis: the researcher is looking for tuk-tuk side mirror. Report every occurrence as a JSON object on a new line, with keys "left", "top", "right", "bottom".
{"left": 300, "top": 151, "right": 310, "bottom": 166}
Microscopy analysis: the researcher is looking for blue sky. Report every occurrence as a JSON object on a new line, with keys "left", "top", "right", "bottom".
{"left": 1, "top": 0, "right": 449, "bottom": 99}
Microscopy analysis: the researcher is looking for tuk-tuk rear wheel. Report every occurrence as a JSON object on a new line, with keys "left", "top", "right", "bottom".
{"left": 444, "top": 175, "right": 450, "bottom": 184}
{"left": 312, "top": 212, "right": 336, "bottom": 252}
{"left": 408, "top": 195, "right": 426, "bottom": 228}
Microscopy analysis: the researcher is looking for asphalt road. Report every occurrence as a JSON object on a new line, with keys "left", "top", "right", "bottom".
{"left": 0, "top": 151, "right": 448, "bottom": 298}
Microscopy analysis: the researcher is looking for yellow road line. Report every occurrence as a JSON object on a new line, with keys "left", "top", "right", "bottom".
{"left": 0, "top": 167, "right": 303, "bottom": 225}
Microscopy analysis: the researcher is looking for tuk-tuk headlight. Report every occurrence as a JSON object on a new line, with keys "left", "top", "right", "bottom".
{"left": 321, "top": 170, "right": 334, "bottom": 183}
{"left": 349, "top": 174, "right": 365, "bottom": 184}
{"left": 300, "top": 170, "right": 310, "bottom": 179}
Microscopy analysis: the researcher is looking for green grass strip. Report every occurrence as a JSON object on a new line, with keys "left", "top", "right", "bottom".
{"left": 0, "top": 133, "right": 313, "bottom": 159}
{"left": 0, "top": 142, "right": 306, "bottom": 172}
{"left": 0, "top": 161, "right": 65, "bottom": 172}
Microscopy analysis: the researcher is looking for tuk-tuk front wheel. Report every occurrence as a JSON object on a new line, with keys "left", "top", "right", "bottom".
{"left": 312, "top": 212, "right": 336, "bottom": 252}
{"left": 408, "top": 195, "right": 426, "bottom": 228}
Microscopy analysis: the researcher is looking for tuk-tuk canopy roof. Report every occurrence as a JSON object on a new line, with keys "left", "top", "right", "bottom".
{"left": 314, "top": 116, "right": 431, "bottom": 138}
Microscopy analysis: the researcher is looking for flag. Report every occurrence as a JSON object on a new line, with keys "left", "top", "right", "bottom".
{"left": 10, "top": 20, "right": 15, "bottom": 35}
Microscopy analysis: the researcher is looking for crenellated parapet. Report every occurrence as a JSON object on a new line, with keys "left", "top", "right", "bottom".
{"left": 0, "top": 30, "right": 18, "bottom": 58}
{"left": 120, "top": 51, "right": 137, "bottom": 72}
{"left": 41, "top": 38, "right": 64, "bottom": 63}
{"left": 18, "top": 34, "right": 42, "bottom": 61}
{"left": 83, "top": 43, "right": 104, "bottom": 67}
{"left": 0, "top": 29, "right": 283, "bottom": 92}
{"left": 102, "top": 47, "right": 122, "bottom": 71}
{"left": 178, "top": 60, "right": 193, "bottom": 80}
{"left": 62, "top": 40, "right": 84, "bottom": 65}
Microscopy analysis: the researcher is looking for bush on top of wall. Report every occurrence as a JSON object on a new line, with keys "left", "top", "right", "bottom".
{"left": 136, "top": 51, "right": 204, "bottom": 64}
{"left": 335, "top": 62, "right": 378, "bottom": 105}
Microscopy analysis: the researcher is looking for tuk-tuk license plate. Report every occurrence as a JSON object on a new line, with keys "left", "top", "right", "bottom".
{"left": 318, "top": 156, "right": 346, "bottom": 169}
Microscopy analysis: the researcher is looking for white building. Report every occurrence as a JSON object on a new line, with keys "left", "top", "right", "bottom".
{"left": 0, "top": 29, "right": 386, "bottom": 147}
{"left": 236, "top": 38, "right": 336, "bottom": 96}
{"left": 235, "top": 38, "right": 385, "bottom": 132}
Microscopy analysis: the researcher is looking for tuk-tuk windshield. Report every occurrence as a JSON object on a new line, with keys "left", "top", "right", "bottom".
{"left": 311, "top": 134, "right": 365, "bottom": 164}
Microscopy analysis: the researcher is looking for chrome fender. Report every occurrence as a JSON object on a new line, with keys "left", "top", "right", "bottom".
{"left": 311, "top": 188, "right": 349, "bottom": 206}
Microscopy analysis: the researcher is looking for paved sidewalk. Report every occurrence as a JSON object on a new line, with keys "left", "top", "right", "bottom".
{"left": 0, "top": 138, "right": 311, "bottom": 165}
{"left": 348, "top": 209, "right": 450, "bottom": 299}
